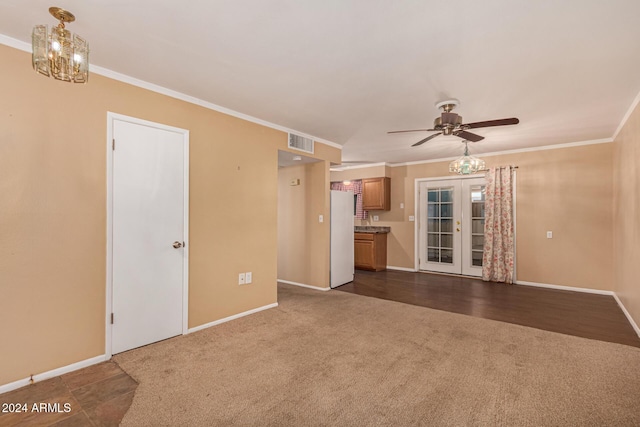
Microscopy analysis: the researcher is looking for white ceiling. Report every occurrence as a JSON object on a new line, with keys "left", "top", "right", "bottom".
{"left": 2, "top": 1, "right": 640, "bottom": 165}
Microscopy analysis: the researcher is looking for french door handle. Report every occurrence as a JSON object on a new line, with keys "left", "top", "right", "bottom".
{"left": 456, "top": 228, "right": 460, "bottom": 232}
{"left": 172, "top": 241, "right": 183, "bottom": 249}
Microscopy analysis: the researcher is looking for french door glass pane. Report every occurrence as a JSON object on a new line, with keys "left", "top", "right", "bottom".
{"left": 441, "top": 234, "right": 453, "bottom": 249}
{"left": 472, "top": 203, "right": 485, "bottom": 217}
{"left": 472, "top": 251, "right": 483, "bottom": 266}
{"left": 470, "top": 185, "right": 486, "bottom": 267}
{"left": 441, "top": 249, "right": 453, "bottom": 264}
{"left": 426, "top": 186, "right": 455, "bottom": 264}
{"left": 472, "top": 235, "right": 484, "bottom": 250}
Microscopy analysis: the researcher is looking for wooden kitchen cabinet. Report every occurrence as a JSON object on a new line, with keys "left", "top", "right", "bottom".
{"left": 362, "top": 177, "right": 391, "bottom": 211}
{"left": 354, "top": 232, "right": 387, "bottom": 271}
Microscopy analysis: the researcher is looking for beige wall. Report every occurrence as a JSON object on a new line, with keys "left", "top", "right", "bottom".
{"left": 278, "top": 162, "right": 332, "bottom": 289}
{"left": 332, "top": 143, "right": 614, "bottom": 290}
{"left": 613, "top": 101, "right": 640, "bottom": 328}
{"left": 0, "top": 44, "right": 338, "bottom": 385}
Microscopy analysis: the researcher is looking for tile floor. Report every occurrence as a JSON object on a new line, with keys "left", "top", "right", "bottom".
{"left": 0, "top": 361, "right": 136, "bottom": 427}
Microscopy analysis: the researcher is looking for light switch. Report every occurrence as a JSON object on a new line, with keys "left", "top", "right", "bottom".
{"left": 547, "top": 231, "right": 553, "bottom": 239}
{"left": 409, "top": 215, "right": 415, "bottom": 222}
{"left": 400, "top": 203, "right": 404, "bottom": 209}
{"left": 319, "top": 215, "right": 324, "bottom": 223}
{"left": 238, "top": 273, "right": 245, "bottom": 285}
{"left": 373, "top": 215, "right": 379, "bottom": 222}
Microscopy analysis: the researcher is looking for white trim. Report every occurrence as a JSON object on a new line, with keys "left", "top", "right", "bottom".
{"left": 515, "top": 280, "right": 614, "bottom": 295}
{"left": 330, "top": 162, "right": 388, "bottom": 172}
{"left": 612, "top": 88, "right": 640, "bottom": 140}
{"left": 613, "top": 293, "right": 640, "bottom": 338}
{"left": 386, "top": 265, "right": 418, "bottom": 272}
{"left": 389, "top": 138, "right": 613, "bottom": 168}
{"left": 105, "top": 112, "right": 190, "bottom": 358}
{"left": 187, "top": 303, "right": 279, "bottom": 334}
{"left": 0, "top": 355, "right": 107, "bottom": 395}
{"left": 277, "top": 279, "right": 331, "bottom": 291}
{"left": 0, "top": 35, "right": 340, "bottom": 151}
{"left": 0, "top": 33, "right": 28, "bottom": 51}
{"left": 331, "top": 136, "right": 613, "bottom": 171}
{"left": 413, "top": 174, "right": 486, "bottom": 271}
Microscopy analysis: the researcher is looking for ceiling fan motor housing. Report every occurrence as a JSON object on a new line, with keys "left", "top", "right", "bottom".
{"left": 434, "top": 115, "right": 463, "bottom": 135}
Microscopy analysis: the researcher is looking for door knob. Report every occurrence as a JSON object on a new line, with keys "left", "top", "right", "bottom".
{"left": 173, "top": 241, "right": 183, "bottom": 249}
{"left": 456, "top": 228, "right": 460, "bottom": 232}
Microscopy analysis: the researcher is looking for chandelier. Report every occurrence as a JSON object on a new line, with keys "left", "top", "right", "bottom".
{"left": 449, "top": 141, "right": 486, "bottom": 175}
{"left": 32, "top": 7, "right": 89, "bottom": 83}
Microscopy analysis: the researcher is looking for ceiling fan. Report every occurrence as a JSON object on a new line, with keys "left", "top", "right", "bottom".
{"left": 388, "top": 99, "right": 519, "bottom": 147}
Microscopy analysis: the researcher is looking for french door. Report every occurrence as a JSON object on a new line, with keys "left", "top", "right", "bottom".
{"left": 418, "top": 177, "right": 486, "bottom": 276}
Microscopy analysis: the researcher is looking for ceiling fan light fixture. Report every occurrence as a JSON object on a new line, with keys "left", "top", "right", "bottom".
{"left": 449, "top": 141, "right": 485, "bottom": 175}
{"left": 32, "top": 7, "right": 89, "bottom": 83}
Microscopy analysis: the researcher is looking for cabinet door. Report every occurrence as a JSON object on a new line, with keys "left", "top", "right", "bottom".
{"left": 354, "top": 240, "right": 375, "bottom": 270}
{"left": 362, "top": 177, "right": 390, "bottom": 210}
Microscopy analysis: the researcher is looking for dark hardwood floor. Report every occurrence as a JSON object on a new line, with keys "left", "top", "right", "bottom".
{"left": 0, "top": 361, "right": 136, "bottom": 426}
{"left": 336, "top": 270, "right": 640, "bottom": 348}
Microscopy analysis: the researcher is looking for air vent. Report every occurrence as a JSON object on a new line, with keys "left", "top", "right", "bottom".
{"left": 288, "top": 133, "right": 314, "bottom": 154}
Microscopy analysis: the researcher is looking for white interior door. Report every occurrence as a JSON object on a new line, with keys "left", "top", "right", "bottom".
{"left": 418, "top": 177, "right": 486, "bottom": 276}
{"left": 110, "top": 117, "right": 188, "bottom": 354}
{"left": 330, "top": 190, "right": 355, "bottom": 288}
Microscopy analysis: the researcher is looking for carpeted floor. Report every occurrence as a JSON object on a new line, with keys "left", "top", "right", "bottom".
{"left": 114, "top": 284, "right": 640, "bottom": 426}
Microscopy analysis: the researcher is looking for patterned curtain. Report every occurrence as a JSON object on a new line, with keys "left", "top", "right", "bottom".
{"left": 330, "top": 180, "right": 367, "bottom": 219}
{"left": 482, "top": 166, "right": 515, "bottom": 284}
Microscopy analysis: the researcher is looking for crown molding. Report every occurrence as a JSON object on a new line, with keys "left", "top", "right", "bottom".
{"left": 330, "top": 162, "right": 388, "bottom": 172}
{"left": 389, "top": 138, "right": 613, "bottom": 168}
{"left": 612, "top": 87, "right": 640, "bottom": 141}
{"left": 0, "top": 34, "right": 342, "bottom": 151}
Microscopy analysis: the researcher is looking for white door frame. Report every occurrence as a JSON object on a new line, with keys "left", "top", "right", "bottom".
{"left": 413, "top": 174, "right": 484, "bottom": 272}
{"left": 105, "top": 112, "right": 190, "bottom": 358}
{"left": 413, "top": 173, "right": 517, "bottom": 278}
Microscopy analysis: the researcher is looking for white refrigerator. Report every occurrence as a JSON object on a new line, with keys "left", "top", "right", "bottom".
{"left": 330, "top": 190, "right": 355, "bottom": 288}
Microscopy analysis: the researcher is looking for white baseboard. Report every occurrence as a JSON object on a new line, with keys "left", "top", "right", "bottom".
{"left": 612, "top": 293, "right": 640, "bottom": 338}
{"left": 277, "top": 279, "right": 331, "bottom": 292}
{"left": 0, "top": 354, "right": 107, "bottom": 395}
{"left": 516, "top": 280, "right": 614, "bottom": 295}
{"left": 387, "top": 266, "right": 418, "bottom": 272}
{"left": 187, "top": 302, "right": 278, "bottom": 334}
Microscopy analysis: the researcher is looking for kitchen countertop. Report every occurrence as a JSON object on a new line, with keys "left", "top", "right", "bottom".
{"left": 354, "top": 226, "right": 391, "bottom": 234}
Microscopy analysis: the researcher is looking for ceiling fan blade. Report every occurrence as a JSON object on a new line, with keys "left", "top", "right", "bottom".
{"left": 388, "top": 129, "right": 434, "bottom": 134}
{"left": 464, "top": 118, "right": 519, "bottom": 129}
{"left": 412, "top": 133, "right": 442, "bottom": 147}
{"left": 454, "top": 130, "right": 484, "bottom": 142}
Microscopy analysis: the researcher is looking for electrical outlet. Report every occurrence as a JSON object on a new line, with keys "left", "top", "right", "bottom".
{"left": 319, "top": 215, "right": 324, "bottom": 223}
{"left": 547, "top": 231, "right": 553, "bottom": 239}
{"left": 400, "top": 203, "right": 404, "bottom": 209}
{"left": 373, "top": 215, "right": 379, "bottom": 221}
{"left": 409, "top": 215, "right": 415, "bottom": 222}
{"left": 245, "top": 272, "right": 252, "bottom": 284}
{"left": 238, "top": 273, "right": 245, "bottom": 285}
